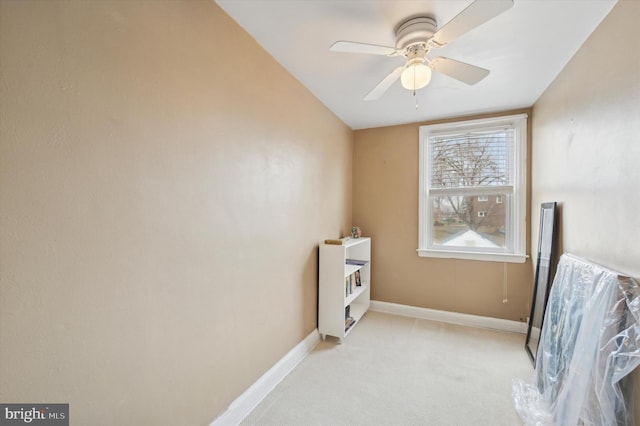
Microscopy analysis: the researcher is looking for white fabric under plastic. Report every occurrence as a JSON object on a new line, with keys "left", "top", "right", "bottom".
{"left": 513, "top": 253, "right": 640, "bottom": 426}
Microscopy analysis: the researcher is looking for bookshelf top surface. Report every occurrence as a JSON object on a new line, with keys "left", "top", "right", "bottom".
{"left": 343, "top": 237, "right": 369, "bottom": 247}
{"left": 323, "top": 237, "right": 370, "bottom": 248}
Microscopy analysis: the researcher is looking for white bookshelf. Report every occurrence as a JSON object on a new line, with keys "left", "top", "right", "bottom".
{"left": 318, "top": 237, "right": 371, "bottom": 343}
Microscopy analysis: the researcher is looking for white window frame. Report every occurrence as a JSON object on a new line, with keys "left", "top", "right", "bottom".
{"left": 418, "top": 113, "right": 527, "bottom": 263}
{"left": 478, "top": 195, "right": 489, "bottom": 202}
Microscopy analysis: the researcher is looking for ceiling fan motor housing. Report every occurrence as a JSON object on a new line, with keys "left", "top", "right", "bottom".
{"left": 395, "top": 16, "right": 437, "bottom": 50}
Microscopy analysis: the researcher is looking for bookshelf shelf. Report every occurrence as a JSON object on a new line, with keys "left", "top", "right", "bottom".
{"left": 319, "top": 237, "right": 371, "bottom": 343}
{"left": 345, "top": 281, "right": 368, "bottom": 306}
{"left": 345, "top": 263, "right": 362, "bottom": 277}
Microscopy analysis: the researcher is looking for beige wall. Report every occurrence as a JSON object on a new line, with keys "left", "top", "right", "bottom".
{"left": 353, "top": 110, "right": 533, "bottom": 322}
{"left": 531, "top": 0, "right": 639, "bottom": 279}
{"left": 530, "top": 0, "right": 640, "bottom": 418}
{"left": 0, "top": 1, "right": 352, "bottom": 424}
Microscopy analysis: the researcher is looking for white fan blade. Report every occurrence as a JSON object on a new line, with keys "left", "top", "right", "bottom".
{"left": 364, "top": 66, "right": 405, "bottom": 101}
{"left": 430, "top": 57, "right": 489, "bottom": 85}
{"left": 432, "top": 0, "right": 513, "bottom": 46}
{"left": 330, "top": 41, "right": 399, "bottom": 56}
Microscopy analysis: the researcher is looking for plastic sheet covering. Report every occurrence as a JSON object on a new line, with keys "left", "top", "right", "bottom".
{"left": 513, "top": 253, "right": 640, "bottom": 426}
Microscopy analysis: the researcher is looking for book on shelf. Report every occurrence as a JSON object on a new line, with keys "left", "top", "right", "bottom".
{"left": 324, "top": 237, "right": 351, "bottom": 245}
{"left": 345, "top": 274, "right": 354, "bottom": 296}
{"left": 354, "top": 270, "right": 361, "bottom": 287}
{"left": 345, "top": 316, "right": 356, "bottom": 332}
{"left": 346, "top": 258, "right": 368, "bottom": 266}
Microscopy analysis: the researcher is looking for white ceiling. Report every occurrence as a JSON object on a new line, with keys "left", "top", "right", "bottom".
{"left": 215, "top": 0, "right": 617, "bottom": 130}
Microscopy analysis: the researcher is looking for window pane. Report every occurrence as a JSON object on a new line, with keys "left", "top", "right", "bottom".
{"left": 431, "top": 194, "right": 508, "bottom": 249}
{"left": 429, "top": 129, "right": 513, "bottom": 189}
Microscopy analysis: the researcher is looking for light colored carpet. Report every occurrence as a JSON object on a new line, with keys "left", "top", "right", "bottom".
{"left": 241, "top": 310, "right": 532, "bottom": 426}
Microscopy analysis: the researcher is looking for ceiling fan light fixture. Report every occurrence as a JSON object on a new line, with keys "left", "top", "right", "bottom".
{"left": 330, "top": 0, "right": 513, "bottom": 101}
{"left": 400, "top": 62, "right": 431, "bottom": 91}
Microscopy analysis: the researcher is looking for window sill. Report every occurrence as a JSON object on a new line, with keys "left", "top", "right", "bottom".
{"left": 417, "top": 249, "right": 528, "bottom": 263}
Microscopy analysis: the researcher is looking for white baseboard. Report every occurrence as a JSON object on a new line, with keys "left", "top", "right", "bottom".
{"left": 370, "top": 300, "right": 528, "bottom": 334}
{"left": 210, "top": 329, "right": 321, "bottom": 426}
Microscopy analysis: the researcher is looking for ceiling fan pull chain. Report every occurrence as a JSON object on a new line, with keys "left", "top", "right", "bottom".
{"left": 413, "top": 66, "right": 419, "bottom": 109}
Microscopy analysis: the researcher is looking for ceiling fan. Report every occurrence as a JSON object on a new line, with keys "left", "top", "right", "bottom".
{"left": 330, "top": 0, "right": 514, "bottom": 101}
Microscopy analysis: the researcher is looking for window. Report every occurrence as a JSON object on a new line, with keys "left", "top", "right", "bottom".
{"left": 418, "top": 114, "right": 527, "bottom": 263}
